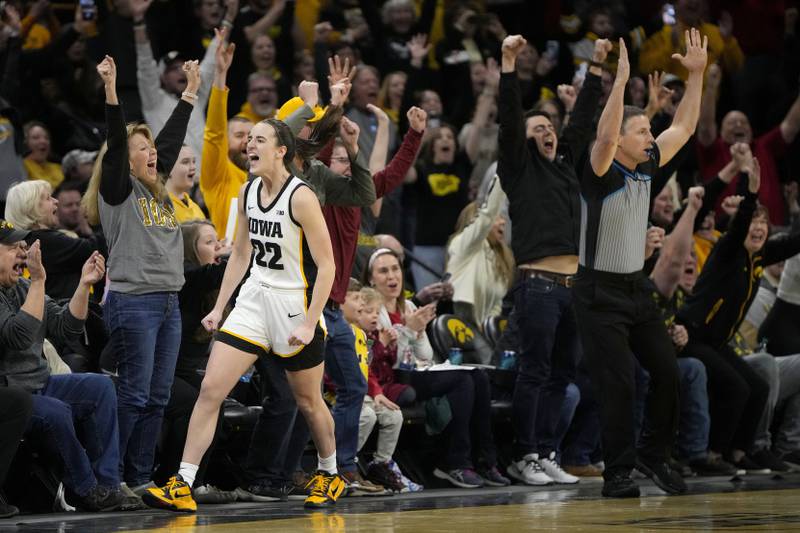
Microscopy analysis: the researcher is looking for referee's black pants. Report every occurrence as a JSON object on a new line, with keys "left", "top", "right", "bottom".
{"left": 573, "top": 268, "right": 680, "bottom": 480}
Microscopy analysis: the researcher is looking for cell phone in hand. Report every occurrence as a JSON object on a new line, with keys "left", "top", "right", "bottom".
{"left": 441, "top": 272, "right": 452, "bottom": 283}
{"left": 80, "top": 0, "right": 96, "bottom": 21}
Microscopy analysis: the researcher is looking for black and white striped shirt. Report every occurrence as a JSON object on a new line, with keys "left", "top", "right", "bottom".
{"left": 579, "top": 145, "right": 663, "bottom": 274}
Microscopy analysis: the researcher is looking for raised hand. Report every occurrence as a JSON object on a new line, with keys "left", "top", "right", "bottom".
{"left": 367, "top": 103, "right": 389, "bottom": 125}
{"left": 330, "top": 80, "right": 352, "bottom": 107}
{"left": 26, "top": 240, "right": 45, "bottom": 282}
{"left": 183, "top": 60, "right": 201, "bottom": 94}
{"left": 327, "top": 55, "right": 356, "bottom": 89}
{"left": 748, "top": 157, "right": 761, "bottom": 193}
{"left": 672, "top": 28, "right": 708, "bottom": 74}
{"left": 407, "top": 33, "right": 431, "bottom": 66}
{"left": 407, "top": 106, "right": 428, "bottom": 133}
{"left": 501, "top": 34, "right": 527, "bottom": 60}
{"left": 96, "top": 55, "right": 117, "bottom": 86}
{"left": 644, "top": 226, "right": 665, "bottom": 259}
{"left": 592, "top": 38, "right": 613, "bottom": 64}
{"left": 485, "top": 57, "right": 501, "bottom": 93}
{"left": 647, "top": 71, "right": 675, "bottom": 116}
{"left": 405, "top": 303, "right": 436, "bottom": 332}
{"left": 616, "top": 37, "right": 630, "bottom": 82}
{"left": 297, "top": 80, "right": 319, "bottom": 109}
{"left": 339, "top": 116, "right": 360, "bottom": 152}
{"left": 730, "top": 142, "right": 753, "bottom": 173}
{"left": 721, "top": 195, "right": 744, "bottom": 216}
{"left": 687, "top": 185, "right": 704, "bottom": 211}
{"left": 314, "top": 21, "right": 333, "bottom": 44}
{"left": 80, "top": 252, "right": 106, "bottom": 286}
{"left": 557, "top": 84, "right": 577, "bottom": 112}
{"left": 214, "top": 27, "right": 236, "bottom": 73}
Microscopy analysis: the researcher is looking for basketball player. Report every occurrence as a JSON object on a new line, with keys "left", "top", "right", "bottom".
{"left": 143, "top": 119, "right": 342, "bottom": 511}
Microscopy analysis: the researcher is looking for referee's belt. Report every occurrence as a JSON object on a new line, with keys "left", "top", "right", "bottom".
{"left": 518, "top": 268, "right": 574, "bottom": 288}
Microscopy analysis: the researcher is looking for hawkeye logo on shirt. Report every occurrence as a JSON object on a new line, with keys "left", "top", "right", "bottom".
{"left": 427, "top": 173, "right": 461, "bottom": 196}
{"left": 138, "top": 198, "right": 178, "bottom": 229}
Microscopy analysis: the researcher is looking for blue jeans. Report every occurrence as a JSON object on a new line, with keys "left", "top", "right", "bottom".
{"left": 512, "top": 276, "right": 581, "bottom": 458}
{"left": 104, "top": 291, "right": 181, "bottom": 486}
{"left": 635, "top": 357, "right": 710, "bottom": 460}
{"left": 323, "top": 307, "right": 366, "bottom": 473}
{"left": 548, "top": 382, "right": 580, "bottom": 462}
{"left": 28, "top": 374, "right": 120, "bottom": 496}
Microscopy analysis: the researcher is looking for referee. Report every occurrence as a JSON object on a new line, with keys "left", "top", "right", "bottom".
{"left": 573, "top": 29, "right": 708, "bottom": 498}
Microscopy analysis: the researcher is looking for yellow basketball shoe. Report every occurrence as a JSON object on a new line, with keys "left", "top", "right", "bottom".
{"left": 142, "top": 475, "right": 197, "bottom": 513}
{"left": 303, "top": 470, "right": 346, "bottom": 509}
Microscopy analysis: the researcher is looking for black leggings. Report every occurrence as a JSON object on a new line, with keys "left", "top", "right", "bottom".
{"left": 683, "top": 336, "right": 769, "bottom": 455}
{"left": 395, "top": 369, "right": 497, "bottom": 469}
{"left": 760, "top": 298, "right": 800, "bottom": 357}
{"left": 0, "top": 387, "right": 32, "bottom": 485}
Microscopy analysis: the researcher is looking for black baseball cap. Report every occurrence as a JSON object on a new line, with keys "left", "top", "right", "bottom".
{"left": 0, "top": 220, "right": 30, "bottom": 245}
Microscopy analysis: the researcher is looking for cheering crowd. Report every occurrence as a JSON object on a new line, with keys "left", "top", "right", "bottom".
{"left": 2, "top": 0, "right": 800, "bottom": 517}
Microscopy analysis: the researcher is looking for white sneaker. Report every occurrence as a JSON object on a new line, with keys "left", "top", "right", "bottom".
{"left": 506, "top": 454, "right": 554, "bottom": 486}
{"left": 538, "top": 452, "right": 579, "bottom": 484}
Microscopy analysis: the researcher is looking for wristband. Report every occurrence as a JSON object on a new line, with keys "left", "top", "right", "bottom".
{"left": 589, "top": 60, "right": 603, "bottom": 68}
{"left": 181, "top": 91, "right": 198, "bottom": 100}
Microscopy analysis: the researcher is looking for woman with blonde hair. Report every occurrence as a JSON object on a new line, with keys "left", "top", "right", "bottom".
{"left": 5, "top": 179, "right": 104, "bottom": 299}
{"left": 85, "top": 55, "right": 201, "bottom": 495}
{"left": 377, "top": 71, "right": 407, "bottom": 125}
{"left": 446, "top": 175, "right": 513, "bottom": 327}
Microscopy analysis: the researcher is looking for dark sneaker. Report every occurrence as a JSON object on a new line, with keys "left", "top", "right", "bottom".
{"left": 234, "top": 482, "right": 288, "bottom": 502}
{"left": 367, "top": 460, "right": 405, "bottom": 493}
{"left": 688, "top": 455, "right": 738, "bottom": 477}
{"left": 142, "top": 475, "right": 196, "bottom": 513}
{"left": 751, "top": 449, "right": 790, "bottom": 473}
{"left": 0, "top": 503, "right": 19, "bottom": 519}
{"left": 780, "top": 450, "right": 800, "bottom": 470}
{"left": 635, "top": 458, "right": 687, "bottom": 495}
{"left": 728, "top": 454, "right": 771, "bottom": 475}
{"left": 303, "top": 471, "right": 346, "bottom": 509}
{"left": 79, "top": 485, "right": 125, "bottom": 512}
{"left": 668, "top": 457, "right": 694, "bottom": 478}
{"left": 118, "top": 484, "right": 147, "bottom": 512}
{"left": 193, "top": 484, "right": 238, "bottom": 504}
{"left": 432, "top": 468, "right": 484, "bottom": 488}
{"left": 479, "top": 466, "right": 511, "bottom": 487}
{"left": 340, "top": 471, "right": 387, "bottom": 497}
{"left": 289, "top": 471, "right": 313, "bottom": 500}
{"left": 601, "top": 472, "right": 640, "bottom": 498}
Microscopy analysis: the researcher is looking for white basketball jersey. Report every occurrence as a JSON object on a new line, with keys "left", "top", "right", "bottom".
{"left": 245, "top": 176, "right": 316, "bottom": 296}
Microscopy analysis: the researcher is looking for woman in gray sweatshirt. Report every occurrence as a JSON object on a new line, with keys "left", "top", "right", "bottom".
{"left": 82, "top": 55, "right": 200, "bottom": 493}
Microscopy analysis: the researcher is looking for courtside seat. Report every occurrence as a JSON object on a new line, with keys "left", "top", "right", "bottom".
{"left": 482, "top": 315, "right": 508, "bottom": 349}
{"left": 427, "top": 314, "right": 494, "bottom": 366}
{"left": 221, "top": 398, "right": 262, "bottom": 432}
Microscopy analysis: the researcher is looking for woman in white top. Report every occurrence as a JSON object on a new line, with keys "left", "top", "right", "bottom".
{"left": 447, "top": 176, "right": 514, "bottom": 327}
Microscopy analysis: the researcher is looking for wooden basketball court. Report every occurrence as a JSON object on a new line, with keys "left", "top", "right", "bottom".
{"left": 3, "top": 475, "right": 799, "bottom": 531}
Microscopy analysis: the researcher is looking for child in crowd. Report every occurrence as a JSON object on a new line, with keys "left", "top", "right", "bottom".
{"left": 339, "top": 279, "right": 423, "bottom": 493}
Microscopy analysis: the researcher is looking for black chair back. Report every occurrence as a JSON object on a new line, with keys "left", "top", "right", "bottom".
{"left": 427, "top": 314, "right": 494, "bottom": 365}
{"left": 482, "top": 315, "right": 508, "bottom": 348}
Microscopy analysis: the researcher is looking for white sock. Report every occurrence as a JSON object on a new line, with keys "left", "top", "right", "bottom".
{"left": 318, "top": 452, "right": 337, "bottom": 474}
{"left": 178, "top": 462, "right": 199, "bottom": 487}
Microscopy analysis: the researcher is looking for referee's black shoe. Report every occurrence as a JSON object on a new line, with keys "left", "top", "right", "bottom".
{"left": 601, "top": 471, "right": 640, "bottom": 498}
{"left": 635, "top": 457, "right": 688, "bottom": 495}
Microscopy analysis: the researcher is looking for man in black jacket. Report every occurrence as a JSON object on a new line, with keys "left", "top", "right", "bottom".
{"left": 497, "top": 34, "right": 608, "bottom": 486}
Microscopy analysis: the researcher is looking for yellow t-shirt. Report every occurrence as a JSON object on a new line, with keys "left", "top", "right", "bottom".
{"left": 168, "top": 192, "right": 206, "bottom": 223}
{"left": 24, "top": 158, "right": 64, "bottom": 189}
